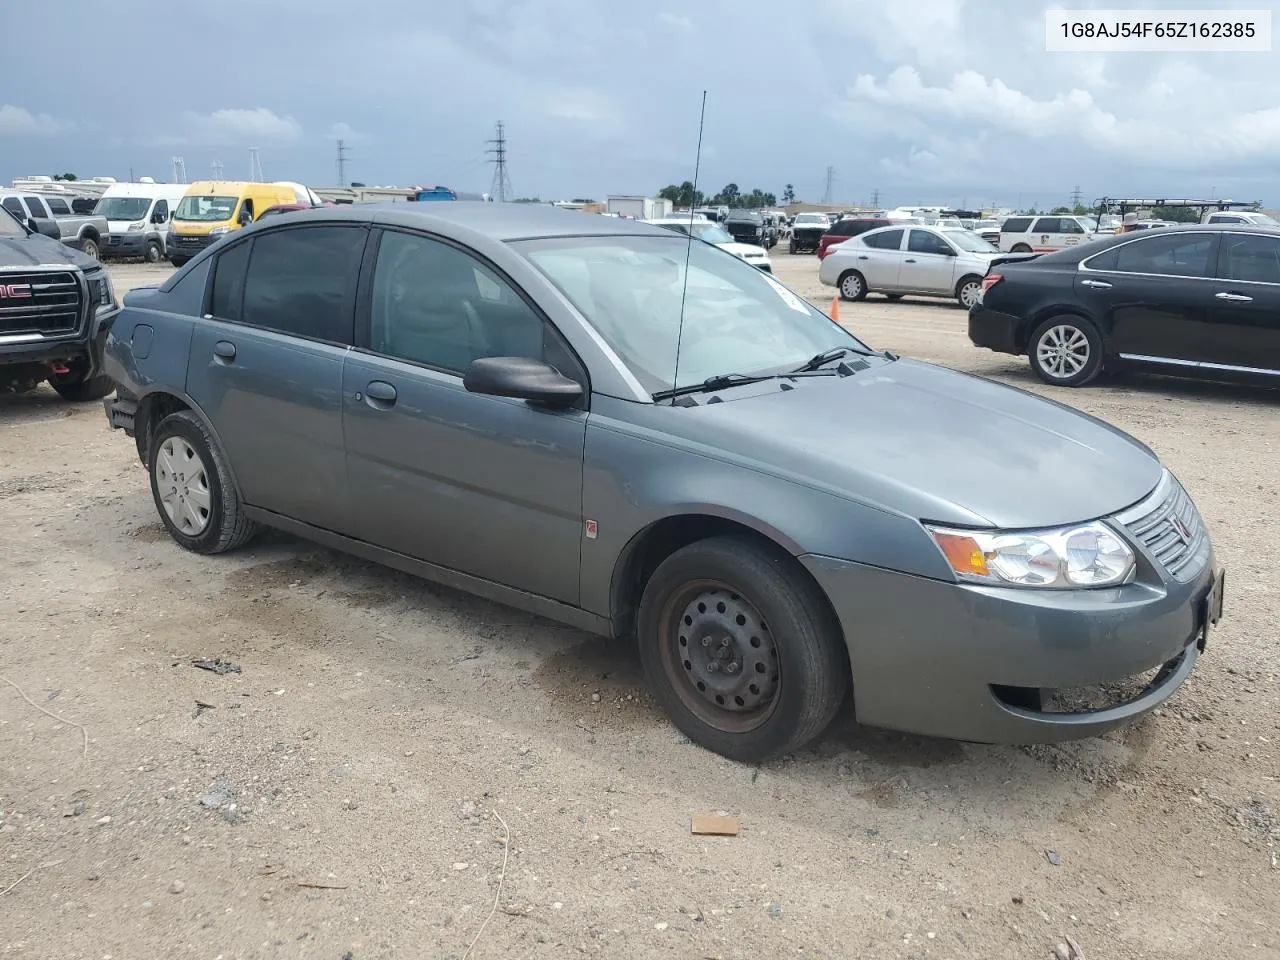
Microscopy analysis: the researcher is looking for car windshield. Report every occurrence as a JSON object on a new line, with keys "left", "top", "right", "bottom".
{"left": 96, "top": 197, "right": 151, "bottom": 221}
{"left": 795, "top": 214, "right": 827, "bottom": 225}
{"left": 517, "top": 235, "right": 871, "bottom": 394}
{"left": 0, "top": 206, "right": 24, "bottom": 237}
{"left": 942, "top": 229, "right": 998, "bottom": 252}
{"left": 174, "top": 195, "right": 238, "bottom": 221}
{"left": 1245, "top": 212, "right": 1279, "bottom": 225}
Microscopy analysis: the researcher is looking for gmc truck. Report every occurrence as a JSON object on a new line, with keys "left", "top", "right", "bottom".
{"left": 1, "top": 205, "right": 119, "bottom": 400}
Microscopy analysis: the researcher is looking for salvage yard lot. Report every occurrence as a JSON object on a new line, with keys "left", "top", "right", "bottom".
{"left": 2, "top": 252, "right": 1278, "bottom": 959}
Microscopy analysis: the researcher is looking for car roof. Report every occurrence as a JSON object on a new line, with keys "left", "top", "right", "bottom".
{"left": 264, "top": 201, "right": 671, "bottom": 241}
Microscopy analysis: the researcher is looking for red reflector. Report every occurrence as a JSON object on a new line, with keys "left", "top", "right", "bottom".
{"left": 981, "top": 273, "right": 1003, "bottom": 293}
{"left": 51, "top": 364, "right": 71, "bottom": 375}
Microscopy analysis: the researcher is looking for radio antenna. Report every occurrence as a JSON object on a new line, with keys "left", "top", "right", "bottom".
{"left": 669, "top": 90, "right": 707, "bottom": 398}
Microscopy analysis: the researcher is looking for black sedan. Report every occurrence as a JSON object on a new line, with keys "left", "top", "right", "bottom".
{"left": 969, "top": 224, "right": 1280, "bottom": 387}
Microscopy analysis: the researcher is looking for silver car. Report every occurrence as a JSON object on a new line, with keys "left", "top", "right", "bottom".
{"left": 101, "top": 204, "right": 1224, "bottom": 762}
{"left": 819, "top": 224, "right": 999, "bottom": 308}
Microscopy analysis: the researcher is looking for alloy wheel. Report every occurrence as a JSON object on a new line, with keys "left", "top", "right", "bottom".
{"left": 1037, "top": 324, "right": 1090, "bottom": 380}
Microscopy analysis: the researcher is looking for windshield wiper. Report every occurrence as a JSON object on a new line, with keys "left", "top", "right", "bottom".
{"left": 791, "top": 347, "right": 853, "bottom": 372}
{"left": 652, "top": 372, "right": 776, "bottom": 402}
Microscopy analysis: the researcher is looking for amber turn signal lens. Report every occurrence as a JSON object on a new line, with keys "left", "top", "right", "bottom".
{"left": 932, "top": 532, "right": 990, "bottom": 578}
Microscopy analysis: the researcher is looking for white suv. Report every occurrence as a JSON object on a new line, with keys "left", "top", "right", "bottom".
{"left": 1201, "top": 210, "right": 1278, "bottom": 226}
{"left": 998, "top": 215, "right": 1098, "bottom": 253}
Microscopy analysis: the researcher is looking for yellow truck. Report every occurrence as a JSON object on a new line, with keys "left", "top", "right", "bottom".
{"left": 167, "top": 181, "right": 299, "bottom": 265}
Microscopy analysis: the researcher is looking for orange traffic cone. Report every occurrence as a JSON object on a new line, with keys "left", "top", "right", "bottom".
{"left": 829, "top": 295, "right": 840, "bottom": 322}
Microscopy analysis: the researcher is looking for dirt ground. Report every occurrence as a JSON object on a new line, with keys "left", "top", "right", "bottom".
{"left": 2, "top": 252, "right": 1277, "bottom": 960}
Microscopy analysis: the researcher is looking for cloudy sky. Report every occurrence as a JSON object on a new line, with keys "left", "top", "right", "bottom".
{"left": 3, "top": 0, "right": 1277, "bottom": 208}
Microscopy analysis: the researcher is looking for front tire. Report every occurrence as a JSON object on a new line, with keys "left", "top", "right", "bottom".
{"left": 637, "top": 536, "right": 848, "bottom": 762}
{"left": 144, "top": 239, "right": 163, "bottom": 263}
{"left": 789, "top": 238, "right": 797, "bottom": 255}
{"left": 838, "top": 270, "right": 867, "bottom": 301}
{"left": 956, "top": 275, "right": 983, "bottom": 309}
{"left": 169, "top": 257, "right": 189, "bottom": 268}
{"left": 148, "top": 411, "right": 258, "bottom": 554}
{"left": 1028, "top": 316, "right": 1103, "bottom": 387}
{"left": 1011, "top": 242, "right": 1032, "bottom": 253}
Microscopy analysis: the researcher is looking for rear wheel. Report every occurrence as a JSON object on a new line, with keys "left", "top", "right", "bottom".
{"left": 838, "top": 270, "right": 867, "bottom": 301}
{"left": 79, "top": 237, "right": 100, "bottom": 260}
{"left": 1028, "top": 316, "right": 1103, "bottom": 387}
{"left": 637, "top": 536, "right": 848, "bottom": 762}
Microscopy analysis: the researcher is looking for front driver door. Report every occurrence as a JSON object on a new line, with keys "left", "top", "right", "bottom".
{"left": 1207, "top": 231, "right": 1280, "bottom": 372}
{"left": 903, "top": 229, "right": 958, "bottom": 293}
{"left": 342, "top": 227, "right": 587, "bottom": 604}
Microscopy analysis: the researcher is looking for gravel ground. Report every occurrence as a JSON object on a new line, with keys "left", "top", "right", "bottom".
{"left": 1, "top": 253, "right": 1277, "bottom": 960}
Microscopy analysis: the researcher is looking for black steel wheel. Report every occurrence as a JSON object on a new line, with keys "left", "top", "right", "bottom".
{"left": 637, "top": 536, "right": 848, "bottom": 762}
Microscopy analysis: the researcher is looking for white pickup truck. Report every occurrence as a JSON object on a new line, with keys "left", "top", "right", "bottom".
{"left": 0, "top": 192, "right": 107, "bottom": 260}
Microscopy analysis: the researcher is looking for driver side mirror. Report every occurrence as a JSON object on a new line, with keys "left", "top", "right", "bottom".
{"left": 238, "top": 208, "right": 253, "bottom": 226}
{"left": 463, "top": 357, "right": 583, "bottom": 407}
{"left": 152, "top": 210, "right": 167, "bottom": 224}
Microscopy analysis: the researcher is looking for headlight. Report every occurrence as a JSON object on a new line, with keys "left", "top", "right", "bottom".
{"left": 208, "top": 226, "right": 232, "bottom": 237}
{"left": 86, "top": 271, "right": 116, "bottom": 308}
{"left": 926, "top": 521, "right": 1135, "bottom": 589}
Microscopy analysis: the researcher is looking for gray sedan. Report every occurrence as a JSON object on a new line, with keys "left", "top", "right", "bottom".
{"left": 101, "top": 204, "right": 1225, "bottom": 762}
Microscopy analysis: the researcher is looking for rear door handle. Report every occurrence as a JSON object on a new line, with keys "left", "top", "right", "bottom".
{"left": 1080, "top": 279, "right": 1112, "bottom": 288}
{"left": 1215, "top": 292, "right": 1253, "bottom": 302}
{"left": 213, "top": 340, "right": 236, "bottom": 362}
{"left": 904, "top": 258, "right": 916, "bottom": 263}
{"left": 857, "top": 255, "right": 869, "bottom": 260}
{"left": 365, "top": 380, "right": 397, "bottom": 408}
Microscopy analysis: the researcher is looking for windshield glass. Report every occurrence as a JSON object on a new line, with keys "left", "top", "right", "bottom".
{"left": 517, "top": 235, "right": 870, "bottom": 394}
{"left": 942, "top": 229, "right": 998, "bottom": 252}
{"left": 96, "top": 197, "right": 151, "bottom": 221}
{"left": 0, "top": 206, "right": 24, "bottom": 237}
{"left": 174, "top": 195, "right": 238, "bottom": 222}
{"left": 1245, "top": 212, "right": 1279, "bottom": 225}
{"left": 794, "top": 214, "right": 827, "bottom": 225}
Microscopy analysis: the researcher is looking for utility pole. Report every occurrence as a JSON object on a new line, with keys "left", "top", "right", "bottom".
{"left": 170, "top": 157, "right": 187, "bottom": 184}
{"left": 336, "top": 139, "right": 350, "bottom": 187}
{"left": 870, "top": 188, "right": 881, "bottom": 208}
{"left": 248, "top": 147, "right": 263, "bottom": 182}
{"left": 1070, "top": 184, "right": 1083, "bottom": 208}
{"left": 211, "top": 159, "right": 224, "bottom": 180}
{"left": 821, "top": 166, "right": 834, "bottom": 206}
{"left": 486, "top": 121, "right": 513, "bottom": 202}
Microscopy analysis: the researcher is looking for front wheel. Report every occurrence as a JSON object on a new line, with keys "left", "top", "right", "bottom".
{"left": 148, "top": 411, "right": 259, "bottom": 554}
{"left": 169, "top": 257, "right": 189, "bottom": 268}
{"left": 637, "top": 536, "right": 848, "bottom": 762}
{"left": 144, "top": 239, "right": 163, "bottom": 263}
{"left": 1011, "top": 242, "right": 1032, "bottom": 253}
{"left": 1028, "top": 316, "right": 1103, "bottom": 387}
{"left": 788, "top": 238, "right": 797, "bottom": 255}
{"left": 838, "top": 270, "right": 867, "bottom": 301}
{"left": 956, "top": 275, "right": 983, "bottom": 309}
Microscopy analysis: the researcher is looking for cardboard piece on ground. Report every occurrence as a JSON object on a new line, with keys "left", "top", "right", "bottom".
{"left": 691, "top": 813, "right": 740, "bottom": 836}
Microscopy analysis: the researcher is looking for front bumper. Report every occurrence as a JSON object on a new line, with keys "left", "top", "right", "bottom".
{"left": 792, "top": 231, "right": 824, "bottom": 251}
{"left": 801, "top": 548, "right": 1218, "bottom": 744}
{"left": 968, "top": 303, "right": 1022, "bottom": 354}
{"left": 167, "top": 233, "right": 220, "bottom": 258}
{"left": 103, "top": 233, "right": 151, "bottom": 257}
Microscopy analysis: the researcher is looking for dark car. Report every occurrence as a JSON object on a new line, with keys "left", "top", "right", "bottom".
{"left": 723, "top": 210, "right": 770, "bottom": 248}
{"left": 969, "top": 224, "right": 1280, "bottom": 387}
{"left": 817, "top": 218, "right": 893, "bottom": 259}
{"left": 100, "top": 204, "right": 1222, "bottom": 762}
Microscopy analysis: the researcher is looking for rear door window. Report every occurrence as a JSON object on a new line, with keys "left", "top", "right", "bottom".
{"left": 209, "top": 239, "right": 252, "bottom": 322}
{"left": 23, "top": 197, "right": 51, "bottom": 219}
{"left": 1095, "top": 233, "right": 1217, "bottom": 278}
{"left": 1031, "top": 217, "right": 1061, "bottom": 233}
{"left": 1001, "top": 217, "right": 1032, "bottom": 233}
{"left": 241, "top": 225, "right": 366, "bottom": 343}
{"left": 1218, "top": 233, "right": 1280, "bottom": 284}
{"left": 862, "top": 228, "right": 904, "bottom": 250}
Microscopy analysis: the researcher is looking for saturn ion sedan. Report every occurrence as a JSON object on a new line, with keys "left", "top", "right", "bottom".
{"left": 101, "top": 203, "right": 1225, "bottom": 762}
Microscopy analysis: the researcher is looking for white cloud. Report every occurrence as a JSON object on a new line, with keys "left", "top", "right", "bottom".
{"left": 0, "top": 103, "right": 69, "bottom": 136}
{"left": 659, "top": 12, "right": 693, "bottom": 30}
{"left": 328, "top": 121, "right": 365, "bottom": 142}
{"left": 159, "top": 108, "right": 303, "bottom": 147}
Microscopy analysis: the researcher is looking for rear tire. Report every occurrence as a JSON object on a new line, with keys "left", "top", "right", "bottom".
{"left": 80, "top": 237, "right": 100, "bottom": 260}
{"left": 1027, "top": 316, "right": 1103, "bottom": 387}
{"left": 637, "top": 536, "right": 848, "bottom": 762}
{"left": 838, "top": 270, "right": 867, "bottom": 301}
{"left": 148, "top": 411, "right": 259, "bottom": 554}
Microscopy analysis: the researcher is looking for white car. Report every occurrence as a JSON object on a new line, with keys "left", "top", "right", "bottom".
{"left": 818, "top": 224, "right": 999, "bottom": 308}
{"left": 644, "top": 217, "right": 773, "bottom": 272}
{"left": 1201, "top": 210, "right": 1278, "bottom": 226}
{"left": 998, "top": 214, "right": 1100, "bottom": 253}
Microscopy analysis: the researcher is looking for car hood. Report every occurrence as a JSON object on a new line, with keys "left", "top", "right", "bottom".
{"left": 0, "top": 234, "right": 97, "bottom": 270}
{"left": 667, "top": 359, "right": 1162, "bottom": 528}
{"left": 717, "top": 241, "right": 769, "bottom": 259}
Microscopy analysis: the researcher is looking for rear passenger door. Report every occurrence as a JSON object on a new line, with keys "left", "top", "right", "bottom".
{"left": 1207, "top": 232, "right": 1280, "bottom": 372}
{"left": 857, "top": 228, "right": 906, "bottom": 289}
{"left": 185, "top": 223, "right": 369, "bottom": 533}
{"left": 342, "top": 227, "right": 588, "bottom": 605}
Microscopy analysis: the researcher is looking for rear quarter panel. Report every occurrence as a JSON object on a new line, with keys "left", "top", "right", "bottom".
{"left": 983, "top": 259, "right": 1102, "bottom": 350}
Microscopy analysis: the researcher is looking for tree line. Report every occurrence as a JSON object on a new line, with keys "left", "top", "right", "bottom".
{"left": 658, "top": 181, "right": 799, "bottom": 209}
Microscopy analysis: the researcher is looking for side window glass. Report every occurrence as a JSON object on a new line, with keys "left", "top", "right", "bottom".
{"left": 209, "top": 239, "right": 252, "bottom": 322}
{"left": 1, "top": 197, "right": 23, "bottom": 218}
{"left": 46, "top": 198, "right": 71, "bottom": 215}
{"left": 1220, "top": 234, "right": 1280, "bottom": 284}
{"left": 1114, "top": 234, "right": 1215, "bottom": 278}
{"left": 908, "top": 230, "right": 949, "bottom": 255}
{"left": 863, "top": 228, "right": 904, "bottom": 250}
{"left": 154, "top": 200, "right": 169, "bottom": 222}
{"left": 160, "top": 257, "right": 211, "bottom": 315}
{"left": 1061, "top": 219, "right": 1083, "bottom": 234}
{"left": 241, "top": 226, "right": 365, "bottom": 343}
{"left": 369, "top": 230, "right": 551, "bottom": 375}
{"left": 1032, "top": 218, "right": 1057, "bottom": 233}
{"left": 25, "top": 197, "right": 50, "bottom": 219}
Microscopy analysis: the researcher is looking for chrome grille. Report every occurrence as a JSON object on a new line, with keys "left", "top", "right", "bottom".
{"left": 0, "top": 270, "right": 82, "bottom": 336}
{"left": 1115, "top": 472, "right": 1207, "bottom": 581}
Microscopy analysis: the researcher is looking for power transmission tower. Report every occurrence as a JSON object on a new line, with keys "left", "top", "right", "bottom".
{"left": 870, "top": 188, "right": 881, "bottom": 208}
{"left": 336, "top": 139, "right": 350, "bottom": 186}
{"left": 170, "top": 156, "right": 187, "bottom": 184}
{"left": 211, "top": 159, "right": 224, "bottom": 180}
{"left": 821, "top": 166, "right": 834, "bottom": 206}
{"left": 1070, "top": 184, "right": 1083, "bottom": 208}
{"left": 248, "top": 147, "right": 263, "bottom": 182}
{"left": 486, "top": 121, "right": 513, "bottom": 202}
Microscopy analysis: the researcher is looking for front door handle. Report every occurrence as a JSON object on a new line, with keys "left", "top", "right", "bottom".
{"left": 904, "top": 258, "right": 917, "bottom": 263}
{"left": 365, "top": 380, "right": 397, "bottom": 408}
{"left": 213, "top": 340, "right": 236, "bottom": 362}
{"left": 1080, "top": 279, "right": 1112, "bottom": 288}
{"left": 857, "top": 255, "right": 869, "bottom": 260}
{"left": 1215, "top": 292, "right": 1253, "bottom": 302}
